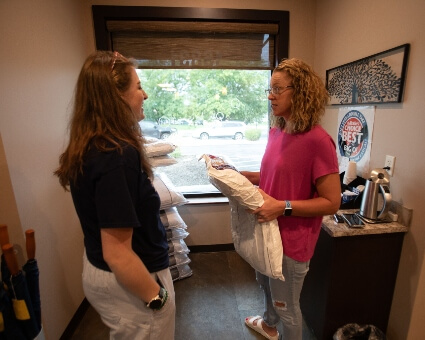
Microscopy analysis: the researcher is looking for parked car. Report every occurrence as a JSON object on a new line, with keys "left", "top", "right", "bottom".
{"left": 176, "top": 118, "right": 192, "bottom": 125}
{"left": 192, "top": 120, "right": 246, "bottom": 140}
{"left": 139, "top": 120, "right": 177, "bottom": 139}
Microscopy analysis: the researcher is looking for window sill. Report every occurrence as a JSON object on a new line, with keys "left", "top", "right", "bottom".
{"left": 185, "top": 196, "right": 229, "bottom": 205}
{"left": 177, "top": 184, "right": 229, "bottom": 204}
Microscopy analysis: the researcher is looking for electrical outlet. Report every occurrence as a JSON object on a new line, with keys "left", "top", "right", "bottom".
{"left": 385, "top": 155, "right": 396, "bottom": 176}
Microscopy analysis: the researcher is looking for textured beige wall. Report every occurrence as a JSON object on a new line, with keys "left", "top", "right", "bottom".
{"left": 314, "top": 1, "right": 425, "bottom": 339}
{"left": 0, "top": 1, "right": 92, "bottom": 339}
{"left": 0, "top": 135, "right": 25, "bottom": 259}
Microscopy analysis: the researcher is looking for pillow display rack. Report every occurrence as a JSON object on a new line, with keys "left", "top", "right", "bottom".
{"left": 153, "top": 172, "right": 192, "bottom": 281}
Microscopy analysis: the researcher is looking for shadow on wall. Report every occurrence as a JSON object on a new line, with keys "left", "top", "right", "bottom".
{"left": 0, "top": 133, "right": 26, "bottom": 264}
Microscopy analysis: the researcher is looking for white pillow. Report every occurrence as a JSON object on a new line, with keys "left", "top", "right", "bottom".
{"left": 145, "top": 140, "right": 176, "bottom": 157}
{"left": 160, "top": 207, "right": 188, "bottom": 229}
{"left": 170, "top": 263, "right": 193, "bottom": 281}
{"left": 169, "top": 253, "right": 191, "bottom": 268}
{"left": 200, "top": 154, "right": 284, "bottom": 281}
{"left": 168, "top": 238, "right": 190, "bottom": 255}
{"left": 165, "top": 227, "right": 189, "bottom": 241}
{"left": 153, "top": 172, "right": 188, "bottom": 209}
{"left": 149, "top": 155, "right": 178, "bottom": 168}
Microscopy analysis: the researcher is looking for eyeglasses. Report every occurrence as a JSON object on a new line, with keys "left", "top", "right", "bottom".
{"left": 111, "top": 51, "right": 123, "bottom": 71}
{"left": 265, "top": 86, "right": 294, "bottom": 96}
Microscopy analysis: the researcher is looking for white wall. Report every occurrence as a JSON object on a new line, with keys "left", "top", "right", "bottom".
{"left": 314, "top": 1, "right": 425, "bottom": 339}
{"left": 0, "top": 1, "right": 93, "bottom": 339}
{"left": 1, "top": 0, "right": 423, "bottom": 338}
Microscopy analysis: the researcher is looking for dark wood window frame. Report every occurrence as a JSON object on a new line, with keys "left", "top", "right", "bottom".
{"left": 92, "top": 6, "right": 289, "bottom": 68}
{"left": 92, "top": 6, "right": 289, "bottom": 197}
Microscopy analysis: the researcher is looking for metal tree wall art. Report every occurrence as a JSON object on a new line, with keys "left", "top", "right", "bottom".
{"left": 326, "top": 44, "right": 410, "bottom": 105}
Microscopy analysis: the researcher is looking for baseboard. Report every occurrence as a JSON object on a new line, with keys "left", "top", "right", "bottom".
{"left": 59, "top": 298, "right": 90, "bottom": 340}
{"left": 188, "top": 243, "right": 235, "bottom": 253}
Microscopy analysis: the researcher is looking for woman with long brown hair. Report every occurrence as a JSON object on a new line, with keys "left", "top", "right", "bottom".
{"left": 55, "top": 51, "right": 175, "bottom": 339}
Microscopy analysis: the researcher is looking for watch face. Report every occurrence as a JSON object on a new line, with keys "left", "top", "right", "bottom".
{"left": 284, "top": 201, "right": 292, "bottom": 216}
{"left": 149, "top": 298, "right": 162, "bottom": 309}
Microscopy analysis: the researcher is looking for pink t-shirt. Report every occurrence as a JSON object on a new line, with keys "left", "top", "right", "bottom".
{"left": 259, "top": 126, "right": 339, "bottom": 261}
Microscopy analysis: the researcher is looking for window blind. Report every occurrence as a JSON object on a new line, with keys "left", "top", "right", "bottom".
{"left": 106, "top": 20, "right": 279, "bottom": 70}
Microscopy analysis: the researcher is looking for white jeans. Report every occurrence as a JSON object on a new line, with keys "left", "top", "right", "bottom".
{"left": 82, "top": 253, "right": 175, "bottom": 340}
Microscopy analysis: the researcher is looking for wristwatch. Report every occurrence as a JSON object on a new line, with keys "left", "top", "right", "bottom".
{"left": 146, "top": 287, "right": 168, "bottom": 310}
{"left": 283, "top": 200, "right": 292, "bottom": 216}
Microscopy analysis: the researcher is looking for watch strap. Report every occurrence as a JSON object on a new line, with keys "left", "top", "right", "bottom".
{"left": 284, "top": 200, "right": 292, "bottom": 216}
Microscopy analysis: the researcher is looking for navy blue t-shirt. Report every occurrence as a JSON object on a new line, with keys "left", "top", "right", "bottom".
{"left": 70, "top": 143, "right": 169, "bottom": 272}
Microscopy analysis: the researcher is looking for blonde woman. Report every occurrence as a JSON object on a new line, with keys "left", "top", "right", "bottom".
{"left": 242, "top": 58, "right": 340, "bottom": 340}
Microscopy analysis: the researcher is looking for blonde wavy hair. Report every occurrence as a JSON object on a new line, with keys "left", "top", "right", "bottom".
{"left": 55, "top": 51, "right": 152, "bottom": 190}
{"left": 271, "top": 58, "right": 329, "bottom": 133}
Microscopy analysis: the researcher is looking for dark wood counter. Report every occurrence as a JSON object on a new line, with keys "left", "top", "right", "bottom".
{"left": 300, "top": 211, "right": 407, "bottom": 339}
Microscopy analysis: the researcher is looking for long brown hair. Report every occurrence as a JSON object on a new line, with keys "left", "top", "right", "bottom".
{"left": 55, "top": 51, "right": 152, "bottom": 190}
{"left": 271, "top": 58, "right": 329, "bottom": 133}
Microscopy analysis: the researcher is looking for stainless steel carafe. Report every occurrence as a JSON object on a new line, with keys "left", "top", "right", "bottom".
{"left": 359, "top": 168, "right": 392, "bottom": 220}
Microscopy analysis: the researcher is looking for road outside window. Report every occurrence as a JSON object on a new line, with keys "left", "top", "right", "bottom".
{"left": 137, "top": 69, "right": 270, "bottom": 195}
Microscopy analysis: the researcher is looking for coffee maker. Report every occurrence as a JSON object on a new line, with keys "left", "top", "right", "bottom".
{"left": 359, "top": 168, "right": 392, "bottom": 223}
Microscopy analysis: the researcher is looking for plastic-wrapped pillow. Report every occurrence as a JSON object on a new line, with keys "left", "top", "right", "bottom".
{"left": 160, "top": 207, "right": 188, "bottom": 229}
{"left": 169, "top": 253, "right": 191, "bottom": 268}
{"left": 149, "top": 155, "right": 178, "bottom": 168}
{"left": 152, "top": 172, "right": 188, "bottom": 210}
{"left": 165, "top": 227, "right": 189, "bottom": 241}
{"left": 168, "top": 238, "right": 190, "bottom": 255}
{"left": 145, "top": 139, "right": 176, "bottom": 157}
{"left": 170, "top": 263, "right": 193, "bottom": 281}
{"left": 200, "top": 154, "right": 284, "bottom": 281}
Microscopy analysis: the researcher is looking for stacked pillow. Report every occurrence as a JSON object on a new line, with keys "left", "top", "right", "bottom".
{"left": 152, "top": 173, "right": 188, "bottom": 210}
{"left": 144, "top": 137, "right": 178, "bottom": 168}
{"left": 153, "top": 172, "right": 192, "bottom": 281}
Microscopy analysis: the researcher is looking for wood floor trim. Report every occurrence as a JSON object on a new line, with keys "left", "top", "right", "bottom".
{"left": 188, "top": 243, "right": 235, "bottom": 253}
{"left": 60, "top": 298, "right": 90, "bottom": 340}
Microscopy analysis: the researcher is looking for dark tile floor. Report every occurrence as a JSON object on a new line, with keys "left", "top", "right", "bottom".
{"left": 69, "top": 251, "right": 317, "bottom": 340}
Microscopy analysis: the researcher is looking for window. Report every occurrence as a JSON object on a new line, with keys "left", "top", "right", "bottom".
{"left": 92, "top": 6, "right": 289, "bottom": 196}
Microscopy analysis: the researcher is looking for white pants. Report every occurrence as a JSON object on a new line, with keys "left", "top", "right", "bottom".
{"left": 82, "top": 253, "right": 175, "bottom": 340}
